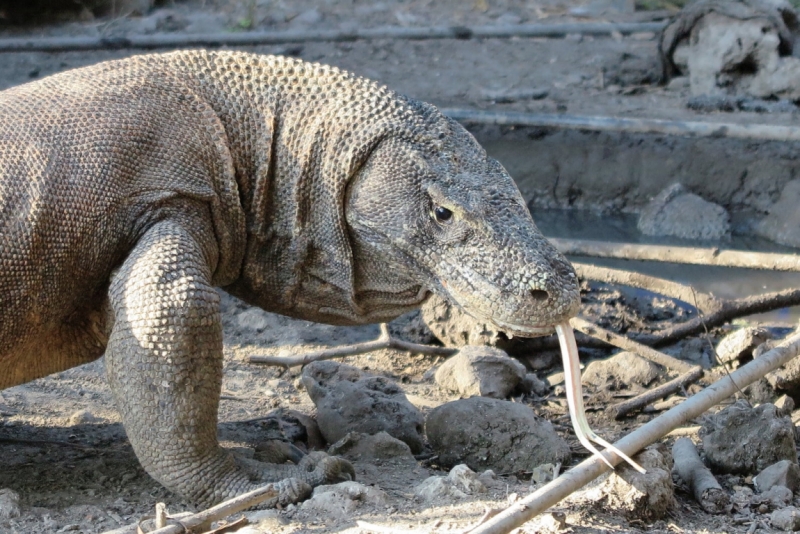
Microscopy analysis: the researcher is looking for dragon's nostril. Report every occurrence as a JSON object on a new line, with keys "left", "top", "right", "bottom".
{"left": 530, "top": 289, "right": 549, "bottom": 302}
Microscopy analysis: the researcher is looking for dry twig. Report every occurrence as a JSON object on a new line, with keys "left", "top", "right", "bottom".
{"left": 468, "top": 329, "right": 800, "bottom": 534}
{"left": 249, "top": 324, "right": 455, "bottom": 367}
{"left": 672, "top": 438, "right": 732, "bottom": 514}
{"left": 609, "top": 366, "right": 703, "bottom": 419}
{"left": 571, "top": 316, "right": 695, "bottom": 373}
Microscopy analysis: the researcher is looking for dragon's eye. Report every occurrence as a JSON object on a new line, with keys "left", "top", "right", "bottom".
{"left": 433, "top": 205, "right": 453, "bottom": 224}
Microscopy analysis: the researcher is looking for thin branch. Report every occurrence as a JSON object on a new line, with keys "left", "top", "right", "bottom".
{"left": 608, "top": 366, "right": 704, "bottom": 420}
{"left": 468, "top": 329, "right": 800, "bottom": 534}
{"left": 571, "top": 316, "right": 695, "bottom": 373}
{"left": 636, "top": 287, "right": 800, "bottom": 346}
{"left": 574, "top": 263, "right": 720, "bottom": 313}
{"left": 553, "top": 239, "right": 800, "bottom": 272}
{"left": 105, "top": 483, "right": 281, "bottom": 534}
{"left": 249, "top": 324, "right": 455, "bottom": 367}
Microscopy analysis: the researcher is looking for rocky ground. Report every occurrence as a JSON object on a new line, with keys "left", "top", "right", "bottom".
{"left": 3, "top": 1, "right": 800, "bottom": 533}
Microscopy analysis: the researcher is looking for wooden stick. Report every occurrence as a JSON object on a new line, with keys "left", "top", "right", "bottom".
{"left": 444, "top": 109, "right": 800, "bottom": 143}
{"left": 574, "top": 263, "right": 720, "bottom": 313}
{"left": 0, "top": 22, "right": 665, "bottom": 53}
{"left": 102, "top": 484, "right": 280, "bottom": 534}
{"left": 468, "top": 329, "right": 800, "bottom": 534}
{"left": 249, "top": 324, "right": 455, "bottom": 367}
{"left": 101, "top": 513, "right": 192, "bottom": 534}
{"left": 609, "top": 366, "right": 704, "bottom": 419}
{"left": 672, "top": 438, "right": 731, "bottom": 514}
{"left": 571, "top": 317, "right": 696, "bottom": 373}
{"left": 553, "top": 239, "right": 800, "bottom": 272}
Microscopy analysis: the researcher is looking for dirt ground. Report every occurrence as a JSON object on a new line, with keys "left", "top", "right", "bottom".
{"left": 1, "top": 1, "right": 799, "bottom": 533}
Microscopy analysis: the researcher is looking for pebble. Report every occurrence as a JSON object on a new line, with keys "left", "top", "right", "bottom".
{"left": 328, "top": 431, "right": 415, "bottom": 464}
{"left": 434, "top": 345, "right": 526, "bottom": 399}
{"left": 582, "top": 351, "right": 660, "bottom": 388}
{"left": 755, "top": 460, "right": 800, "bottom": 494}
{"left": 0, "top": 489, "right": 20, "bottom": 519}
{"left": 715, "top": 327, "right": 771, "bottom": 364}
{"left": 771, "top": 506, "right": 800, "bottom": 531}
{"left": 756, "top": 180, "right": 800, "bottom": 248}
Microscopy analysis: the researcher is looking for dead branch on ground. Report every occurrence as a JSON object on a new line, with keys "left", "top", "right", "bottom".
{"left": 672, "top": 438, "right": 732, "bottom": 514}
{"left": 609, "top": 366, "right": 704, "bottom": 419}
{"left": 249, "top": 324, "right": 455, "bottom": 367}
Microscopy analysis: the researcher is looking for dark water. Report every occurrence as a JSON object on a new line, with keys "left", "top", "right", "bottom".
{"left": 532, "top": 209, "right": 800, "bottom": 325}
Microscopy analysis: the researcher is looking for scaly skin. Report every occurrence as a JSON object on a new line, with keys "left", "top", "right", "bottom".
{"left": 0, "top": 50, "right": 580, "bottom": 506}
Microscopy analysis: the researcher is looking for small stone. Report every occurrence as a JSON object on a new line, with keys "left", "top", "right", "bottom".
{"left": 759, "top": 485, "right": 793, "bottom": 508}
{"left": 435, "top": 346, "right": 526, "bottom": 399}
{"left": 582, "top": 351, "right": 660, "bottom": 388}
{"left": 0, "top": 489, "right": 20, "bottom": 519}
{"left": 413, "top": 476, "right": 467, "bottom": 501}
{"left": 447, "top": 464, "right": 487, "bottom": 494}
{"left": 477, "top": 470, "right": 497, "bottom": 486}
{"left": 68, "top": 409, "right": 102, "bottom": 426}
{"left": 702, "top": 400, "right": 796, "bottom": 474}
{"left": 715, "top": 327, "right": 771, "bottom": 364}
{"left": 570, "top": 446, "right": 674, "bottom": 520}
{"left": 530, "top": 463, "right": 558, "bottom": 485}
{"left": 774, "top": 395, "right": 795, "bottom": 417}
{"left": 755, "top": 460, "right": 800, "bottom": 494}
{"left": 771, "top": 506, "right": 800, "bottom": 531}
{"left": 638, "top": 183, "right": 730, "bottom": 241}
{"left": 521, "top": 373, "right": 549, "bottom": 397}
{"left": 667, "top": 76, "right": 690, "bottom": 90}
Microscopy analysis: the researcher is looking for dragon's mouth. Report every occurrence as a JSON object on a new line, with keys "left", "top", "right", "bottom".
{"left": 489, "top": 318, "right": 556, "bottom": 338}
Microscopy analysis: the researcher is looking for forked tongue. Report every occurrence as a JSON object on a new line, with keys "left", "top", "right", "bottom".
{"left": 555, "top": 321, "right": 645, "bottom": 474}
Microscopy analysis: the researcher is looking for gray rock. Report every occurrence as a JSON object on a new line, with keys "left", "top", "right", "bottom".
{"left": 413, "top": 464, "right": 486, "bottom": 501}
{"left": 582, "top": 351, "right": 660, "bottom": 388}
{"left": 638, "top": 183, "right": 730, "bottom": 241}
{"left": 68, "top": 409, "right": 103, "bottom": 426}
{"left": 774, "top": 395, "right": 795, "bottom": 417}
{"left": 447, "top": 464, "right": 487, "bottom": 494}
{"left": 328, "top": 432, "right": 415, "bottom": 464}
{"left": 756, "top": 180, "right": 800, "bottom": 248}
{"left": 425, "top": 397, "right": 570, "bottom": 473}
{"left": 0, "top": 489, "right": 20, "bottom": 519}
{"left": 301, "top": 481, "right": 386, "bottom": 518}
{"left": 435, "top": 346, "right": 526, "bottom": 399}
{"left": 571, "top": 446, "right": 675, "bottom": 520}
{"left": 521, "top": 373, "right": 550, "bottom": 397}
{"left": 302, "top": 361, "right": 424, "bottom": 453}
{"left": 759, "top": 485, "right": 793, "bottom": 509}
{"left": 772, "top": 506, "right": 800, "bottom": 531}
{"left": 702, "top": 400, "right": 796, "bottom": 474}
{"left": 184, "top": 12, "right": 227, "bottom": 34}
{"left": 755, "top": 460, "right": 800, "bottom": 494}
{"left": 715, "top": 327, "right": 771, "bottom": 364}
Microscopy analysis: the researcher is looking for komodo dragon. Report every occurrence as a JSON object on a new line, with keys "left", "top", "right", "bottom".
{"left": 0, "top": 50, "right": 582, "bottom": 507}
